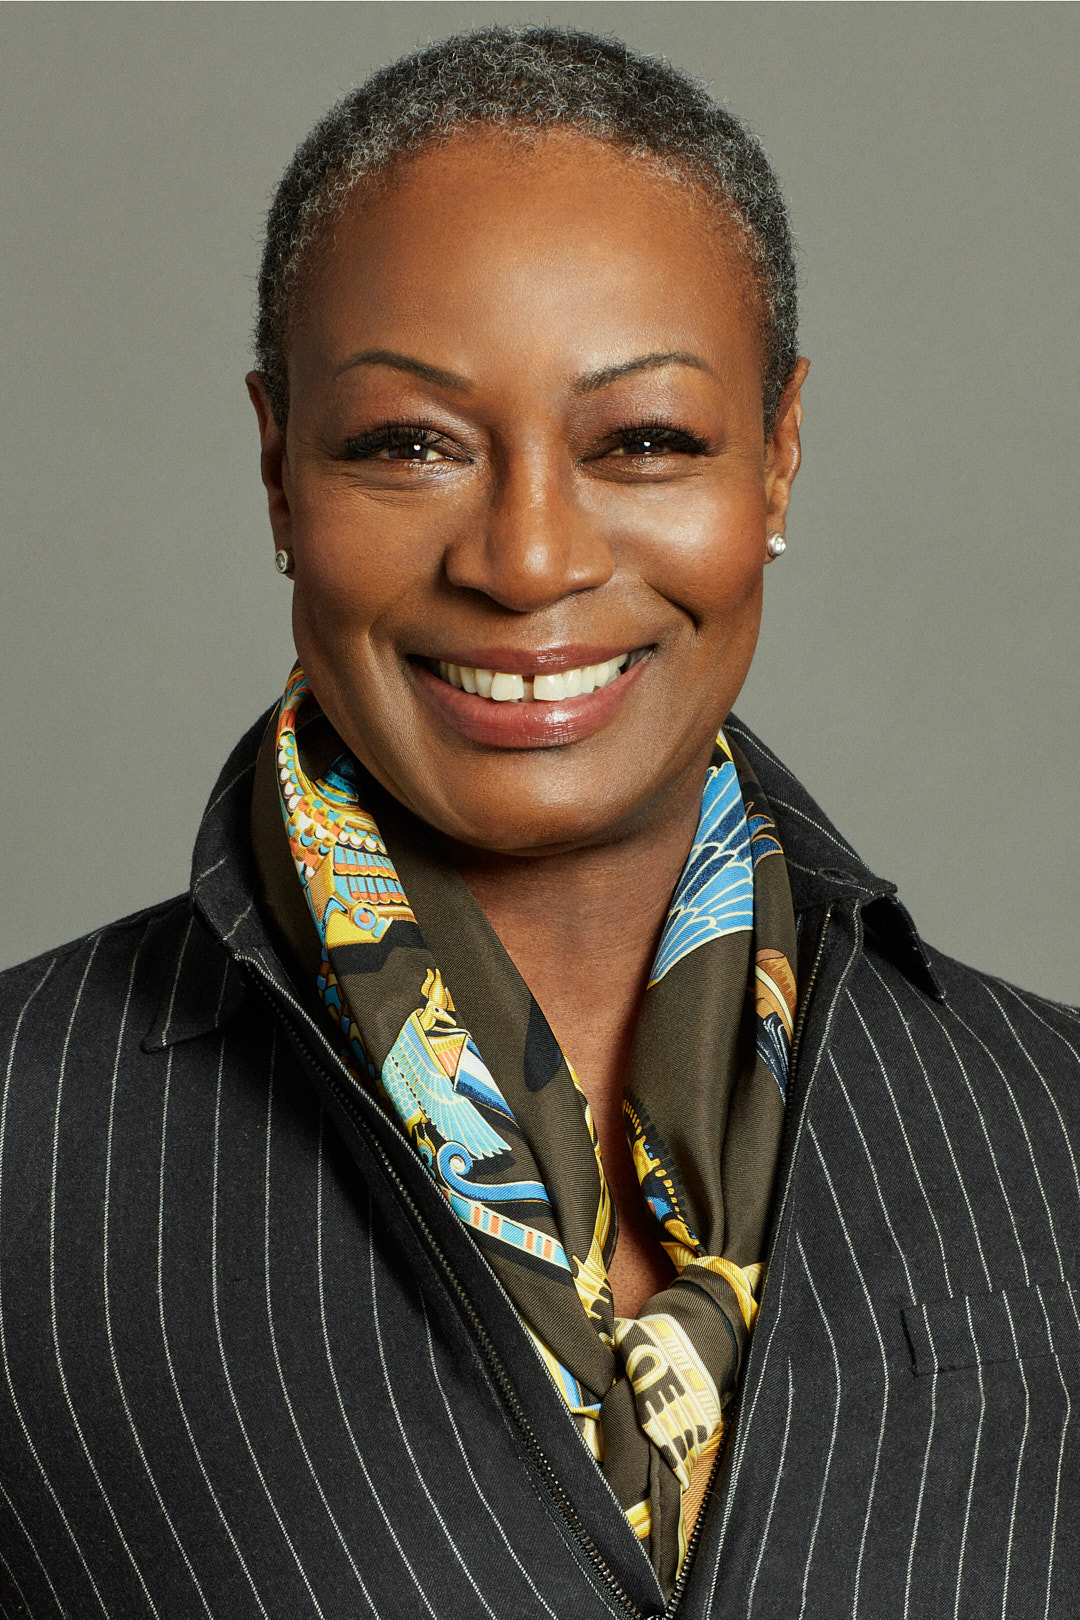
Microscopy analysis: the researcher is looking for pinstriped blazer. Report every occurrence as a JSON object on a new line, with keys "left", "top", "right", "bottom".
{"left": 1, "top": 711, "right": 1078, "bottom": 1620}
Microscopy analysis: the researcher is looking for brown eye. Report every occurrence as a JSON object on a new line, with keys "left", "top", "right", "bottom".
{"left": 383, "top": 440, "right": 444, "bottom": 461}
{"left": 617, "top": 434, "right": 672, "bottom": 457}
{"left": 340, "top": 423, "right": 459, "bottom": 463}
{"left": 596, "top": 423, "right": 710, "bottom": 462}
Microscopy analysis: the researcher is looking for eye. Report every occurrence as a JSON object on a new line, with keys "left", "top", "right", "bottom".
{"left": 383, "top": 438, "right": 445, "bottom": 463}
{"left": 595, "top": 422, "right": 710, "bottom": 461}
{"left": 340, "top": 423, "right": 459, "bottom": 463}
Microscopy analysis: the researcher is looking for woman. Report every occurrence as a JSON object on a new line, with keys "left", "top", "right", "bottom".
{"left": 1, "top": 27, "right": 1077, "bottom": 1620}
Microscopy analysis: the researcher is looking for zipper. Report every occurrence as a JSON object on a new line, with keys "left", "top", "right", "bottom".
{"left": 662, "top": 904, "right": 836, "bottom": 1615}
{"left": 240, "top": 960, "right": 651, "bottom": 1620}
{"left": 237, "top": 912, "right": 839, "bottom": 1620}
{"left": 789, "top": 903, "right": 834, "bottom": 1077}
{"left": 659, "top": 1426, "right": 728, "bottom": 1615}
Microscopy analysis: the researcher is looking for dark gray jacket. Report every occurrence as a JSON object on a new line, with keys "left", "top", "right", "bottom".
{"left": 1, "top": 712, "right": 1078, "bottom": 1620}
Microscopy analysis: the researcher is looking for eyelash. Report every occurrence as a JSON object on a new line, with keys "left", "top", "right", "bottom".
{"left": 601, "top": 420, "right": 710, "bottom": 458}
{"left": 338, "top": 418, "right": 710, "bottom": 461}
{"left": 340, "top": 421, "right": 452, "bottom": 459}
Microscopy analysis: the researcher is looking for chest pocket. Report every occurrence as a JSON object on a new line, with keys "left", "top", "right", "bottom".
{"left": 902, "top": 1281, "right": 1080, "bottom": 1376}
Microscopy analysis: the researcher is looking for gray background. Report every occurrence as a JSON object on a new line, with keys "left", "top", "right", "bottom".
{"left": 2, "top": 2, "right": 1077, "bottom": 999}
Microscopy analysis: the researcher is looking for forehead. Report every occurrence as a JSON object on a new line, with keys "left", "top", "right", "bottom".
{"left": 289, "top": 128, "right": 762, "bottom": 383}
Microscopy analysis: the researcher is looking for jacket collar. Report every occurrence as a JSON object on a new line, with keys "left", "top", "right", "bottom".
{"left": 725, "top": 716, "right": 943, "bottom": 999}
{"left": 167, "top": 704, "right": 943, "bottom": 1049}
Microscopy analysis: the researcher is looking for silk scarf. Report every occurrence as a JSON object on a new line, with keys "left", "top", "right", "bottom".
{"left": 252, "top": 664, "right": 798, "bottom": 1594}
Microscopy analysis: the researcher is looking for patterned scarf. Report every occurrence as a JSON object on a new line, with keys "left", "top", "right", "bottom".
{"left": 252, "top": 664, "right": 797, "bottom": 1595}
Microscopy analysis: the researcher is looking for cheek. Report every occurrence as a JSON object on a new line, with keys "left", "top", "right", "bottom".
{"left": 638, "top": 483, "right": 767, "bottom": 631}
{"left": 289, "top": 489, "right": 434, "bottom": 641}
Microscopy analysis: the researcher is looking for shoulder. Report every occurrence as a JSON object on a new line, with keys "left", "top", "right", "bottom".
{"left": 0, "top": 894, "right": 241, "bottom": 1077}
{"left": 925, "top": 941, "right": 1080, "bottom": 1079}
{"left": 847, "top": 919, "right": 1080, "bottom": 1106}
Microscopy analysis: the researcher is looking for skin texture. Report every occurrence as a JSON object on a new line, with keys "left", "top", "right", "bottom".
{"left": 248, "top": 128, "right": 807, "bottom": 1317}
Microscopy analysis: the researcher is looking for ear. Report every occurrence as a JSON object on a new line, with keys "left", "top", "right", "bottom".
{"left": 245, "top": 371, "right": 292, "bottom": 544}
{"left": 764, "top": 357, "right": 810, "bottom": 537}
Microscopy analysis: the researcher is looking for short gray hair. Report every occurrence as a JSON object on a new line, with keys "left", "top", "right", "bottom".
{"left": 255, "top": 25, "right": 799, "bottom": 430}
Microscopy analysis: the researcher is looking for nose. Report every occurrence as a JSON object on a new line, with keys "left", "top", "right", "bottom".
{"left": 443, "top": 453, "right": 615, "bottom": 612}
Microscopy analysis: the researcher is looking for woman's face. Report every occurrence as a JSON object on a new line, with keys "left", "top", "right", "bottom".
{"left": 250, "top": 129, "right": 806, "bottom": 856}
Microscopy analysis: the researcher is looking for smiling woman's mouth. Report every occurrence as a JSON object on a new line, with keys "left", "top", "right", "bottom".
{"left": 424, "top": 647, "right": 650, "bottom": 703}
{"left": 409, "top": 646, "right": 654, "bottom": 748}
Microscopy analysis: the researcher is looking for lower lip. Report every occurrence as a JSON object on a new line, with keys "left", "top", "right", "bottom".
{"left": 411, "top": 657, "right": 650, "bottom": 748}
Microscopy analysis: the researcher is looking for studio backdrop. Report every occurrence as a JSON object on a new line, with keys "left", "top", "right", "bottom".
{"left": 2, "top": 1, "right": 1077, "bottom": 999}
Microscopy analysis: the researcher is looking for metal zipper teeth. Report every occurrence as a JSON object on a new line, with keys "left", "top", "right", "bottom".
{"left": 789, "top": 902, "right": 834, "bottom": 1077}
{"left": 240, "top": 960, "right": 651, "bottom": 1620}
{"left": 661, "top": 1439, "right": 725, "bottom": 1615}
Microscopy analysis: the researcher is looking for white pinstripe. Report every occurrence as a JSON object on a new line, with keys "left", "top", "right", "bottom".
{"left": 982, "top": 981, "right": 1080, "bottom": 1224}
{"left": 1062, "top": 1281, "right": 1080, "bottom": 1365}
{"left": 847, "top": 988, "right": 953, "bottom": 1293}
{"left": 0, "top": 1478, "right": 59, "bottom": 1620}
{"left": 904, "top": 1308, "right": 938, "bottom": 1620}
{"left": 222, "top": 900, "right": 255, "bottom": 944}
{"left": 314, "top": 1120, "right": 436, "bottom": 1620}
{"left": 48, "top": 934, "right": 161, "bottom": 1616}
{"left": 156, "top": 1042, "right": 269, "bottom": 1618}
{"left": 953, "top": 1296, "right": 987, "bottom": 1620}
{"left": 706, "top": 908, "right": 850, "bottom": 1618}
{"left": 420, "top": 1302, "right": 561, "bottom": 1620}
{"left": 209, "top": 1034, "right": 326, "bottom": 1617}
{"left": 998, "top": 1290, "right": 1029, "bottom": 1620}
{"left": 0, "top": 1539, "right": 30, "bottom": 1619}
{"left": 723, "top": 723, "right": 804, "bottom": 790}
{"left": 793, "top": 1237, "right": 841, "bottom": 1620}
{"left": 1035, "top": 1284, "right": 1072, "bottom": 1619}
{"left": 0, "top": 956, "right": 71, "bottom": 1619}
{"left": 827, "top": 1047, "right": 916, "bottom": 1301}
{"left": 1001, "top": 983, "right": 1080, "bottom": 1028}
{"left": 160, "top": 912, "right": 194, "bottom": 1043}
{"left": 27, "top": 933, "right": 148, "bottom": 1613}
{"left": 261, "top": 1043, "right": 376, "bottom": 1612}
{"left": 808, "top": 1120, "right": 890, "bottom": 1620}
{"left": 367, "top": 1192, "right": 501, "bottom": 1620}
{"left": 864, "top": 957, "right": 992, "bottom": 1290}
{"left": 925, "top": 1002, "right": 1029, "bottom": 1287}
{"left": 192, "top": 853, "right": 228, "bottom": 890}
{"left": 783, "top": 855, "right": 823, "bottom": 881}
{"left": 765, "top": 796, "right": 860, "bottom": 859}
{"left": 101, "top": 938, "right": 213, "bottom": 1615}
{"left": 745, "top": 1359, "right": 795, "bottom": 1619}
{"left": 947, "top": 1001, "right": 1066, "bottom": 1282}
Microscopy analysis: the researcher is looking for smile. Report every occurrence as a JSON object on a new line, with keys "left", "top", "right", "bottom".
{"left": 429, "top": 650, "right": 647, "bottom": 703}
{"left": 412, "top": 646, "right": 653, "bottom": 749}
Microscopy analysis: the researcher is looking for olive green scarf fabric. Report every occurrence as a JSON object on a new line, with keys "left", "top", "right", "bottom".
{"left": 252, "top": 664, "right": 797, "bottom": 1594}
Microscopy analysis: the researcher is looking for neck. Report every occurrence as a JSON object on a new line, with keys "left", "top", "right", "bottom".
{"left": 454, "top": 780, "right": 707, "bottom": 1318}
{"left": 452, "top": 779, "right": 704, "bottom": 1032}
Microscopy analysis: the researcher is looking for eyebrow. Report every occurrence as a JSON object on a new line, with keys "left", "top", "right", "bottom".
{"left": 573, "top": 351, "right": 714, "bottom": 393}
{"left": 334, "top": 346, "right": 713, "bottom": 394}
{"left": 335, "top": 348, "right": 471, "bottom": 390}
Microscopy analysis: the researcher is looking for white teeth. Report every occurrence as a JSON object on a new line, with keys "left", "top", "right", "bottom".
{"left": 532, "top": 672, "right": 567, "bottom": 701}
{"left": 434, "top": 652, "right": 635, "bottom": 702}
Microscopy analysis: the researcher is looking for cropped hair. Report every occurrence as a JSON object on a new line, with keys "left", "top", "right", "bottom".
{"left": 255, "top": 25, "right": 799, "bottom": 430}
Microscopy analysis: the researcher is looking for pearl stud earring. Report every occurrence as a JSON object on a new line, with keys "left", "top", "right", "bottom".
{"left": 765, "top": 532, "right": 787, "bottom": 560}
{"left": 274, "top": 549, "right": 294, "bottom": 576}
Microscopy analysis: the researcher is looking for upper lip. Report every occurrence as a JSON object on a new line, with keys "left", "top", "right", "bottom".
{"left": 412, "top": 643, "right": 648, "bottom": 675}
